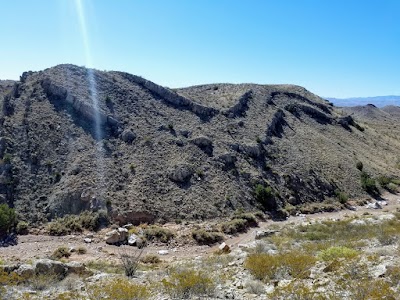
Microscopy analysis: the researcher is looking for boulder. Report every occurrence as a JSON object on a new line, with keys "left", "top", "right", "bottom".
{"left": 218, "top": 242, "right": 230, "bottom": 253}
{"left": 128, "top": 233, "right": 139, "bottom": 246}
{"left": 158, "top": 250, "right": 169, "bottom": 255}
{"left": 15, "top": 264, "right": 35, "bottom": 278}
{"left": 121, "top": 129, "right": 136, "bottom": 144}
{"left": 104, "top": 228, "right": 128, "bottom": 245}
{"left": 65, "top": 261, "right": 88, "bottom": 275}
{"left": 34, "top": 259, "right": 67, "bottom": 277}
{"left": 118, "top": 227, "right": 128, "bottom": 241}
{"left": 169, "top": 164, "right": 193, "bottom": 183}
{"left": 84, "top": 238, "right": 92, "bottom": 243}
{"left": 255, "top": 230, "right": 277, "bottom": 240}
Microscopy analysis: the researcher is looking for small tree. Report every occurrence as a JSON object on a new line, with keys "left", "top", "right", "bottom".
{"left": 0, "top": 204, "right": 16, "bottom": 237}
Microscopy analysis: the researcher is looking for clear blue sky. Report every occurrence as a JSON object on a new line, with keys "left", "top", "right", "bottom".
{"left": 1, "top": 0, "right": 399, "bottom": 98}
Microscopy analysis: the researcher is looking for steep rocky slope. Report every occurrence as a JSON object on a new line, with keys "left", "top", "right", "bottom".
{"left": 0, "top": 65, "right": 399, "bottom": 225}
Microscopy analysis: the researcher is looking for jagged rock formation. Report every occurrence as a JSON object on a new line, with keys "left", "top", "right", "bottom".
{"left": 0, "top": 64, "right": 399, "bottom": 224}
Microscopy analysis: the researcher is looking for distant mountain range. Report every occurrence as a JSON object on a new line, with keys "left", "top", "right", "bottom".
{"left": 326, "top": 96, "right": 400, "bottom": 107}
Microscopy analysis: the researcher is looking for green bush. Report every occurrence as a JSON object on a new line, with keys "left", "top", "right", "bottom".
{"left": 16, "top": 221, "right": 29, "bottom": 234}
{"left": 87, "top": 278, "right": 150, "bottom": 300}
{"left": 245, "top": 252, "right": 316, "bottom": 281}
{"left": 221, "top": 218, "right": 248, "bottom": 234}
{"left": 317, "top": 246, "right": 359, "bottom": 261}
{"left": 360, "top": 171, "right": 378, "bottom": 194}
{"left": 47, "top": 210, "right": 109, "bottom": 236}
{"left": 192, "top": 229, "right": 224, "bottom": 245}
{"left": 162, "top": 268, "right": 215, "bottom": 299}
{"left": 51, "top": 246, "right": 71, "bottom": 260}
{"left": 0, "top": 204, "right": 16, "bottom": 236}
{"left": 335, "top": 190, "right": 349, "bottom": 204}
{"left": 143, "top": 225, "right": 174, "bottom": 243}
{"left": 254, "top": 184, "right": 277, "bottom": 209}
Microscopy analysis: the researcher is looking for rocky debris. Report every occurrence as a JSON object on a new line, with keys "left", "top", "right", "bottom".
{"left": 223, "top": 90, "right": 252, "bottom": 118}
{"left": 15, "top": 264, "right": 35, "bottom": 277}
{"left": 285, "top": 103, "right": 333, "bottom": 124}
{"left": 117, "top": 72, "right": 219, "bottom": 120}
{"left": 83, "top": 238, "right": 92, "bottom": 243}
{"left": 121, "top": 129, "right": 136, "bottom": 144}
{"left": 217, "top": 153, "right": 237, "bottom": 170}
{"left": 169, "top": 164, "right": 193, "bottom": 183}
{"left": 34, "top": 259, "right": 67, "bottom": 277}
{"left": 266, "top": 109, "right": 287, "bottom": 138}
{"left": 128, "top": 233, "right": 139, "bottom": 246}
{"left": 40, "top": 78, "right": 120, "bottom": 135}
{"left": 190, "top": 136, "right": 213, "bottom": 156}
{"left": 218, "top": 242, "right": 230, "bottom": 253}
{"left": 104, "top": 227, "right": 128, "bottom": 245}
{"left": 366, "top": 201, "right": 383, "bottom": 209}
{"left": 254, "top": 229, "right": 278, "bottom": 240}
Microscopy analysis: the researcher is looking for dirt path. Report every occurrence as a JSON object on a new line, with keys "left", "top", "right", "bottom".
{"left": 1, "top": 193, "right": 399, "bottom": 265}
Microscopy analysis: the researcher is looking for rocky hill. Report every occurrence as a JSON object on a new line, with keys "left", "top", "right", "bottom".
{"left": 0, "top": 64, "right": 399, "bottom": 225}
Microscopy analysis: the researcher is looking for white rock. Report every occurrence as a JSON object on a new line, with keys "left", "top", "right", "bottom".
{"left": 158, "top": 250, "right": 169, "bottom": 255}
{"left": 84, "top": 238, "right": 92, "bottom": 243}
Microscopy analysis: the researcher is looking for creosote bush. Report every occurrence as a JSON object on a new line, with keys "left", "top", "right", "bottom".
{"left": 360, "top": 171, "right": 378, "bottom": 194}
{"left": 47, "top": 210, "right": 109, "bottom": 236}
{"left": 254, "top": 184, "right": 274, "bottom": 207}
{"left": 162, "top": 268, "right": 215, "bottom": 299}
{"left": 87, "top": 278, "right": 150, "bottom": 300}
{"left": 244, "top": 252, "right": 316, "bottom": 281}
{"left": 221, "top": 213, "right": 258, "bottom": 234}
{"left": 192, "top": 229, "right": 224, "bottom": 245}
{"left": 0, "top": 204, "right": 16, "bottom": 237}
{"left": 51, "top": 246, "right": 71, "bottom": 260}
{"left": 143, "top": 225, "right": 174, "bottom": 243}
{"left": 318, "top": 246, "right": 359, "bottom": 261}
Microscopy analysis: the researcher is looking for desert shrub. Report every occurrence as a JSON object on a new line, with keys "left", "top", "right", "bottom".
{"left": 360, "top": 171, "right": 378, "bottom": 194}
{"left": 244, "top": 252, "right": 316, "bottom": 281}
{"left": 140, "top": 254, "right": 161, "bottom": 264}
{"left": 16, "top": 221, "right": 29, "bottom": 235}
{"left": 162, "top": 268, "right": 215, "bottom": 299}
{"left": 233, "top": 212, "right": 258, "bottom": 227}
{"left": 51, "top": 246, "right": 71, "bottom": 260}
{"left": 28, "top": 272, "right": 60, "bottom": 291}
{"left": 87, "top": 278, "right": 150, "bottom": 300}
{"left": 0, "top": 204, "right": 16, "bottom": 236}
{"left": 221, "top": 218, "right": 247, "bottom": 234}
{"left": 254, "top": 184, "right": 274, "bottom": 206}
{"left": 119, "top": 246, "right": 144, "bottom": 277}
{"left": 0, "top": 269, "right": 23, "bottom": 286}
{"left": 337, "top": 278, "right": 397, "bottom": 300}
{"left": 356, "top": 161, "right": 363, "bottom": 171}
{"left": 377, "top": 175, "right": 391, "bottom": 188}
{"left": 2, "top": 153, "right": 12, "bottom": 164}
{"left": 77, "top": 246, "right": 87, "bottom": 255}
{"left": 192, "top": 229, "right": 224, "bottom": 245}
{"left": 143, "top": 225, "right": 174, "bottom": 243}
{"left": 47, "top": 210, "right": 109, "bottom": 236}
{"left": 335, "top": 190, "right": 349, "bottom": 204}
{"left": 317, "top": 246, "right": 359, "bottom": 261}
